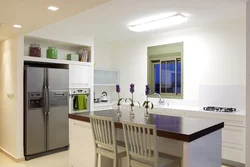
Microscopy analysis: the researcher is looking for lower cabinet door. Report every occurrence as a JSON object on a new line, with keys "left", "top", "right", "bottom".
{"left": 222, "top": 125, "right": 245, "bottom": 145}
{"left": 70, "top": 120, "right": 95, "bottom": 167}
{"left": 222, "top": 142, "right": 245, "bottom": 164}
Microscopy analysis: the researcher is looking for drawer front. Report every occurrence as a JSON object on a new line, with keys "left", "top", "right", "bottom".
{"left": 222, "top": 125, "right": 245, "bottom": 145}
{"left": 186, "top": 112, "right": 245, "bottom": 127}
{"left": 222, "top": 142, "right": 245, "bottom": 163}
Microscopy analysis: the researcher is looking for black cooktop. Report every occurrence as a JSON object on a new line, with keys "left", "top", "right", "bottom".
{"left": 203, "top": 106, "right": 237, "bottom": 113}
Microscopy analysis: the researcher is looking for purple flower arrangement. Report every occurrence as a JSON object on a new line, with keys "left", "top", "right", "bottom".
{"left": 116, "top": 84, "right": 123, "bottom": 106}
{"left": 130, "top": 84, "right": 135, "bottom": 93}
{"left": 143, "top": 85, "right": 154, "bottom": 110}
{"left": 125, "top": 83, "right": 140, "bottom": 110}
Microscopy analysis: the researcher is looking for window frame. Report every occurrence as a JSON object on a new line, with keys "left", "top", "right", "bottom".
{"left": 148, "top": 51, "right": 183, "bottom": 99}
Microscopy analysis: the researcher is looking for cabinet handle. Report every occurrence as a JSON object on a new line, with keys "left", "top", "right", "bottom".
{"left": 223, "top": 145, "right": 244, "bottom": 151}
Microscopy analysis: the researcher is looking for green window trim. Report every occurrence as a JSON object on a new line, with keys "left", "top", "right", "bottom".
{"left": 147, "top": 42, "right": 184, "bottom": 99}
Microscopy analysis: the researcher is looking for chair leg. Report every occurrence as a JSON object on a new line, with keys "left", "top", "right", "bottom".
{"left": 127, "top": 156, "right": 130, "bottom": 167}
{"left": 113, "top": 157, "right": 117, "bottom": 167}
{"left": 95, "top": 153, "right": 98, "bottom": 167}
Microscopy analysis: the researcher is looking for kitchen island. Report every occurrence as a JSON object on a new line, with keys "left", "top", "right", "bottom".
{"left": 69, "top": 109, "right": 224, "bottom": 167}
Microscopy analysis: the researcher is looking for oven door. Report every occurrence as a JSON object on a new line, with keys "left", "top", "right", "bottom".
{"left": 70, "top": 94, "right": 90, "bottom": 113}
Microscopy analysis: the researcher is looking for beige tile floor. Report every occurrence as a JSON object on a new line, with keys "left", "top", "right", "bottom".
{"left": 0, "top": 151, "right": 69, "bottom": 167}
{"left": 0, "top": 151, "right": 230, "bottom": 167}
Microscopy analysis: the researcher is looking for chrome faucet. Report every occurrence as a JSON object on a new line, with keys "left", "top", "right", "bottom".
{"left": 154, "top": 93, "right": 166, "bottom": 105}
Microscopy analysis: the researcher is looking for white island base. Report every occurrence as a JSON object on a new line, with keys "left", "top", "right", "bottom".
{"left": 69, "top": 119, "right": 222, "bottom": 167}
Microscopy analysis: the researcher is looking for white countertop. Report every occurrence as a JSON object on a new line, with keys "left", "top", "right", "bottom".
{"left": 120, "top": 103, "right": 246, "bottom": 116}
{"left": 94, "top": 102, "right": 113, "bottom": 107}
{"left": 155, "top": 105, "right": 245, "bottom": 115}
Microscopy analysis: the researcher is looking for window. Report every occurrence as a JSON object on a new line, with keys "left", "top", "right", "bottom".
{"left": 148, "top": 43, "right": 183, "bottom": 98}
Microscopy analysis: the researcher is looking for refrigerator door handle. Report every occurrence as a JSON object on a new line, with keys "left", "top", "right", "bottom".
{"left": 46, "top": 69, "right": 50, "bottom": 115}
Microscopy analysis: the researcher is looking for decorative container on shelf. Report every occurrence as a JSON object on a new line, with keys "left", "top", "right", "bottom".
{"left": 79, "top": 49, "right": 89, "bottom": 62}
{"left": 67, "top": 54, "right": 78, "bottom": 61}
{"left": 29, "top": 44, "right": 41, "bottom": 57}
{"left": 46, "top": 47, "right": 58, "bottom": 59}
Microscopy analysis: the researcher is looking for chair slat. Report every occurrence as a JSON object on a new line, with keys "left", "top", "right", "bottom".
{"left": 107, "top": 121, "right": 111, "bottom": 144}
{"left": 134, "top": 127, "right": 140, "bottom": 154}
{"left": 98, "top": 119, "right": 104, "bottom": 143}
{"left": 143, "top": 127, "right": 147, "bottom": 156}
{"left": 138, "top": 127, "right": 143, "bottom": 155}
{"left": 93, "top": 119, "right": 99, "bottom": 141}
{"left": 126, "top": 125, "right": 133, "bottom": 152}
{"left": 148, "top": 127, "right": 151, "bottom": 157}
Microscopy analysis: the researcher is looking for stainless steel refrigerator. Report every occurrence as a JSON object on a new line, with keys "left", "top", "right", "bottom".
{"left": 24, "top": 67, "right": 69, "bottom": 160}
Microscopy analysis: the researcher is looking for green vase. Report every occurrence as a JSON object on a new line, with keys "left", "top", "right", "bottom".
{"left": 47, "top": 47, "right": 58, "bottom": 59}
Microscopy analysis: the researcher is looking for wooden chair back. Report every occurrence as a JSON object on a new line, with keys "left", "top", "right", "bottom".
{"left": 122, "top": 121, "right": 158, "bottom": 166}
{"left": 89, "top": 115, "right": 117, "bottom": 152}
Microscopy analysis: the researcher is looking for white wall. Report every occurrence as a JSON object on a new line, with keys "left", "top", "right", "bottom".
{"left": 94, "top": 41, "right": 117, "bottom": 100}
{"left": 94, "top": 41, "right": 115, "bottom": 69}
{"left": 0, "top": 36, "right": 20, "bottom": 158}
{"left": 246, "top": 1, "right": 250, "bottom": 166}
{"left": 104, "top": 19, "right": 246, "bottom": 110}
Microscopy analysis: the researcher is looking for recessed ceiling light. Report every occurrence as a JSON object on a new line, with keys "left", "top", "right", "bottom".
{"left": 129, "top": 13, "right": 187, "bottom": 32}
{"left": 13, "top": 24, "right": 22, "bottom": 28}
{"left": 48, "top": 6, "right": 59, "bottom": 11}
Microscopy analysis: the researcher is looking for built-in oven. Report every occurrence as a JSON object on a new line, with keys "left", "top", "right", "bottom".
{"left": 69, "top": 88, "right": 90, "bottom": 114}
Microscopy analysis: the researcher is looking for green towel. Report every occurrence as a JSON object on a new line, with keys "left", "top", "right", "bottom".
{"left": 74, "top": 95, "right": 87, "bottom": 110}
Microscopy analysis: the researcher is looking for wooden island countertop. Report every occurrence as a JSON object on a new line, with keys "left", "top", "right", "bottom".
{"left": 69, "top": 109, "right": 224, "bottom": 143}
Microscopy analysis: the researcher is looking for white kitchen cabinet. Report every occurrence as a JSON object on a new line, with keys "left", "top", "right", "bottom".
{"left": 222, "top": 125, "right": 245, "bottom": 145}
{"left": 69, "top": 119, "right": 95, "bottom": 167}
{"left": 222, "top": 142, "right": 245, "bottom": 164}
{"left": 69, "top": 65, "right": 91, "bottom": 88}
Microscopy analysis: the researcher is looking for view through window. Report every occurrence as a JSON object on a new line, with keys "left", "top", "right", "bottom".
{"left": 148, "top": 42, "right": 183, "bottom": 98}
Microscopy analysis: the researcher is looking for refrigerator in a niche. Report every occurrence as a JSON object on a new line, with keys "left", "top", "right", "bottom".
{"left": 24, "top": 66, "right": 69, "bottom": 160}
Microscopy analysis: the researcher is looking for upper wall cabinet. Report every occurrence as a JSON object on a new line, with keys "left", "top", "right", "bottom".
{"left": 69, "top": 65, "right": 91, "bottom": 88}
{"left": 94, "top": 69, "right": 119, "bottom": 86}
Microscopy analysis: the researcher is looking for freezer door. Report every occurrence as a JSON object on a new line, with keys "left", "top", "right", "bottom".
{"left": 47, "top": 68, "right": 69, "bottom": 150}
{"left": 24, "top": 67, "right": 46, "bottom": 155}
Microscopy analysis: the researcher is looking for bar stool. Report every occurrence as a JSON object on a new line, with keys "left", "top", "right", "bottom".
{"left": 122, "top": 121, "right": 181, "bottom": 167}
{"left": 89, "top": 115, "right": 126, "bottom": 167}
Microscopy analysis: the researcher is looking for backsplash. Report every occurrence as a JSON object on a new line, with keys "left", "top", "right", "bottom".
{"left": 94, "top": 86, "right": 116, "bottom": 103}
{"left": 148, "top": 85, "right": 246, "bottom": 112}
{"left": 198, "top": 85, "right": 246, "bottom": 111}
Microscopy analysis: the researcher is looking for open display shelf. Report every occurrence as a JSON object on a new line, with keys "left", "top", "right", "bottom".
{"left": 24, "top": 36, "right": 92, "bottom": 65}
{"left": 23, "top": 56, "right": 92, "bottom": 66}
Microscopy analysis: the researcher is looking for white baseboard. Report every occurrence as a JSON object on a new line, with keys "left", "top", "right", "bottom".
{"left": 0, "top": 147, "right": 24, "bottom": 162}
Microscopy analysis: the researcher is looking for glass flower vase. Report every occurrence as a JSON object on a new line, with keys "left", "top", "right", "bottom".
{"left": 117, "top": 105, "right": 122, "bottom": 117}
{"left": 129, "top": 105, "right": 135, "bottom": 118}
{"left": 145, "top": 108, "right": 149, "bottom": 119}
